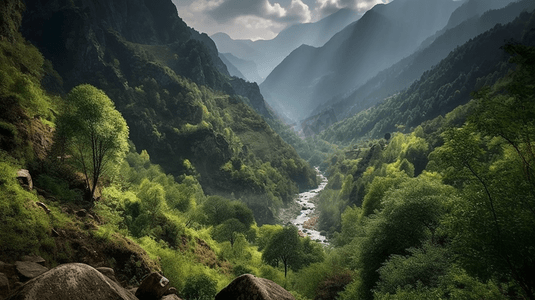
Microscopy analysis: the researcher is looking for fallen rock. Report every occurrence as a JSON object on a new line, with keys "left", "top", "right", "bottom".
{"left": 163, "top": 287, "right": 177, "bottom": 296}
{"left": 135, "top": 272, "right": 170, "bottom": 300}
{"left": 20, "top": 256, "right": 45, "bottom": 266}
{"left": 6, "top": 263, "right": 138, "bottom": 300}
{"left": 14, "top": 261, "right": 48, "bottom": 280}
{"left": 16, "top": 169, "right": 32, "bottom": 190}
{"left": 215, "top": 274, "right": 296, "bottom": 300}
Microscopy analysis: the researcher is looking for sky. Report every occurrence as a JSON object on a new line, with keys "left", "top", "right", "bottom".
{"left": 171, "top": 0, "right": 391, "bottom": 41}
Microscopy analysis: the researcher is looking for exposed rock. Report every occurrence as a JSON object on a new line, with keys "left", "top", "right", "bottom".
{"left": 35, "top": 202, "right": 51, "bottom": 214}
{"left": 14, "top": 261, "right": 48, "bottom": 281}
{"left": 163, "top": 287, "right": 177, "bottom": 296}
{"left": 0, "top": 273, "right": 10, "bottom": 300}
{"left": 16, "top": 170, "right": 32, "bottom": 190}
{"left": 215, "top": 274, "right": 296, "bottom": 300}
{"left": 96, "top": 267, "right": 118, "bottom": 283}
{"left": 135, "top": 272, "right": 170, "bottom": 300}
{"left": 20, "top": 256, "right": 45, "bottom": 266}
{"left": 6, "top": 263, "right": 138, "bottom": 300}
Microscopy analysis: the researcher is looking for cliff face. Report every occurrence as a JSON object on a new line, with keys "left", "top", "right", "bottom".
{"left": 21, "top": 0, "right": 271, "bottom": 116}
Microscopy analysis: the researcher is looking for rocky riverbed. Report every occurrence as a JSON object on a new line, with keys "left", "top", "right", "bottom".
{"left": 278, "top": 168, "right": 328, "bottom": 244}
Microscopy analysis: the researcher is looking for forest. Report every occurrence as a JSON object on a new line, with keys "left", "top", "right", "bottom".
{"left": 1, "top": 0, "right": 535, "bottom": 299}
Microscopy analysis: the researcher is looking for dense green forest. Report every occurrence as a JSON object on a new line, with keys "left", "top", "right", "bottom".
{"left": 2, "top": 0, "right": 535, "bottom": 300}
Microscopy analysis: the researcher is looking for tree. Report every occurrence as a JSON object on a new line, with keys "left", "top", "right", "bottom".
{"left": 353, "top": 175, "right": 453, "bottom": 300}
{"left": 56, "top": 84, "right": 129, "bottom": 201}
{"left": 262, "top": 225, "right": 301, "bottom": 277}
{"left": 212, "top": 218, "right": 246, "bottom": 247}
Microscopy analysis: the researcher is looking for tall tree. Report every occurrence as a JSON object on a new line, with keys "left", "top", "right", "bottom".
{"left": 262, "top": 225, "right": 301, "bottom": 277}
{"left": 56, "top": 84, "right": 129, "bottom": 201}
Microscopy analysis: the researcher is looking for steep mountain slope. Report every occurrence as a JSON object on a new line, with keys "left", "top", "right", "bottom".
{"left": 211, "top": 8, "right": 361, "bottom": 81}
{"left": 20, "top": 0, "right": 317, "bottom": 224}
{"left": 260, "top": 0, "right": 462, "bottom": 123}
{"left": 319, "top": 9, "right": 535, "bottom": 143}
{"left": 312, "top": 0, "right": 534, "bottom": 121}
{"left": 220, "top": 52, "right": 262, "bottom": 83}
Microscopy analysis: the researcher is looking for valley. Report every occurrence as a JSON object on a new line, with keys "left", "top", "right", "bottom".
{"left": 1, "top": 0, "right": 535, "bottom": 299}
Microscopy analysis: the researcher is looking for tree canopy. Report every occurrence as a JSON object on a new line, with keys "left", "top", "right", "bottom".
{"left": 56, "top": 84, "right": 129, "bottom": 201}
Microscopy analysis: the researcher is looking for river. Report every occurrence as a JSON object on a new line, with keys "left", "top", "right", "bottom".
{"left": 290, "top": 168, "right": 328, "bottom": 244}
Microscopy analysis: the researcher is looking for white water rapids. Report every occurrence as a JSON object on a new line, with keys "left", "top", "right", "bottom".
{"left": 290, "top": 168, "right": 328, "bottom": 244}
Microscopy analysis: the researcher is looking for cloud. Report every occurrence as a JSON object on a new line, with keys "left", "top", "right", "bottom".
{"left": 315, "top": 0, "right": 389, "bottom": 18}
{"left": 204, "top": 0, "right": 311, "bottom": 24}
{"left": 172, "top": 0, "right": 384, "bottom": 40}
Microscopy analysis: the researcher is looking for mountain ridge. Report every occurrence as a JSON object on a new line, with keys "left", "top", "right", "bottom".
{"left": 260, "top": 0, "right": 463, "bottom": 123}
{"left": 211, "top": 8, "right": 362, "bottom": 81}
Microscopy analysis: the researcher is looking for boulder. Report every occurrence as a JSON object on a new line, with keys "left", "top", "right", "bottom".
{"left": 135, "top": 272, "right": 170, "bottom": 300}
{"left": 14, "top": 262, "right": 48, "bottom": 280}
{"left": 20, "top": 256, "right": 45, "bottom": 266}
{"left": 16, "top": 170, "right": 32, "bottom": 190}
{"left": 96, "top": 267, "right": 118, "bottom": 283}
{"left": 163, "top": 287, "right": 177, "bottom": 296}
{"left": 215, "top": 274, "right": 295, "bottom": 300}
{"left": 6, "top": 263, "right": 138, "bottom": 300}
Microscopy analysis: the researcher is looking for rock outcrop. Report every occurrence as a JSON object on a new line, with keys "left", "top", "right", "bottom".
{"left": 14, "top": 262, "right": 48, "bottom": 281}
{"left": 16, "top": 170, "right": 32, "bottom": 191}
{"left": 215, "top": 274, "right": 295, "bottom": 300}
{"left": 6, "top": 263, "right": 138, "bottom": 300}
{"left": 135, "top": 272, "right": 170, "bottom": 300}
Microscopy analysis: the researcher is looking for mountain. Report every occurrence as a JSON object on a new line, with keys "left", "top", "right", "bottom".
{"left": 319, "top": 9, "right": 535, "bottom": 143}
{"left": 310, "top": 0, "right": 533, "bottom": 121}
{"left": 220, "top": 52, "right": 263, "bottom": 83}
{"left": 219, "top": 53, "right": 246, "bottom": 79}
{"left": 211, "top": 8, "right": 362, "bottom": 81}
{"left": 260, "top": 0, "right": 463, "bottom": 123}
{"left": 20, "top": 0, "right": 317, "bottom": 224}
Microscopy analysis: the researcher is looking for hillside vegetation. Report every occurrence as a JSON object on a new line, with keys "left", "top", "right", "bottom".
{"left": 2, "top": 0, "right": 535, "bottom": 299}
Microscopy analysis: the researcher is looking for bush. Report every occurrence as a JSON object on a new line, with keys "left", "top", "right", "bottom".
{"left": 182, "top": 273, "right": 218, "bottom": 300}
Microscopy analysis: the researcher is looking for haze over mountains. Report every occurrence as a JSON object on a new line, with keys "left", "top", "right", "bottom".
{"left": 211, "top": 8, "right": 362, "bottom": 82}
{"left": 213, "top": 0, "right": 524, "bottom": 126}
{"left": 312, "top": 0, "right": 535, "bottom": 122}
{"left": 259, "top": 0, "right": 466, "bottom": 123}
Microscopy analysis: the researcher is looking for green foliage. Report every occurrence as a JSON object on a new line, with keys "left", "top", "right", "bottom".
{"left": 376, "top": 243, "right": 451, "bottom": 294}
{"left": 56, "top": 84, "right": 129, "bottom": 200}
{"left": 262, "top": 226, "right": 302, "bottom": 277}
{"left": 182, "top": 273, "right": 218, "bottom": 300}
{"left": 0, "top": 154, "right": 55, "bottom": 260}
{"left": 430, "top": 45, "right": 535, "bottom": 298}
{"left": 355, "top": 176, "right": 454, "bottom": 299}
{"left": 320, "top": 11, "right": 535, "bottom": 144}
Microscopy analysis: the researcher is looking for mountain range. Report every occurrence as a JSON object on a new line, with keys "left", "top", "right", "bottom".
{"left": 259, "top": 0, "right": 464, "bottom": 123}
{"left": 211, "top": 8, "right": 362, "bottom": 82}
{"left": 311, "top": 0, "right": 535, "bottom": 122}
